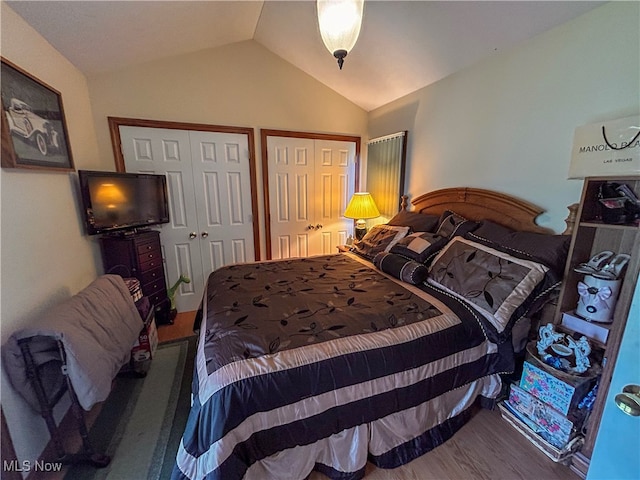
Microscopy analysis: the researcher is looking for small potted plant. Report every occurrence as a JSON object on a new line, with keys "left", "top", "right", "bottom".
{"left": 167, "top": 274, "right": 191, "bottom": 321}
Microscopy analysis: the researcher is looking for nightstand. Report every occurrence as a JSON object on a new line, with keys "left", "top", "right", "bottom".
{"left": 336, "top": 245, "right": 352, "bottom": 253}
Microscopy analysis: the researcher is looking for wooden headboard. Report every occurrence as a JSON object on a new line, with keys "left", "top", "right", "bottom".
{"left": 401, "top": 187, "right": 563, "bottom": 234}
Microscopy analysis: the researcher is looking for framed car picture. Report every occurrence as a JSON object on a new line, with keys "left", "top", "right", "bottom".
{"left": 1, "top": 58, "right": 74, "bottom": 171}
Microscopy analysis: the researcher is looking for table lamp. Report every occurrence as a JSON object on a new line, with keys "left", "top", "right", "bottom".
{"left": 344, "top": 192, "right": 380, "bottom": 240}
{"left": 95, "top": 182, "right": 127, "bottom": 222}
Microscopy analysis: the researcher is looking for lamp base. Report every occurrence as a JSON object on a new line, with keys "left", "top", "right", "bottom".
{"left": 354, "top": 228, "right": 367, "bottom": 241}
{"left": 354, "top": 219, "right": 367, "bottom": 240}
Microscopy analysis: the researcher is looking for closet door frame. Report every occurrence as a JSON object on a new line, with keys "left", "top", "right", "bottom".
{"left": 108, "top": 117, "right": 261, "bottom": 260}
{"left": 260, "top": 129, "right": 361, "bottom": 260}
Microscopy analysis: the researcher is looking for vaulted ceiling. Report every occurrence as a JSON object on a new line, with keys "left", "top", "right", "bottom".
{"left": 7, "top": 1, "right": 605, "bottom": 111}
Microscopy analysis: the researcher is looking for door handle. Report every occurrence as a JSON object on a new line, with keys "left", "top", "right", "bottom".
{"left": 201, "top": 232, "right": 209, "bottom": 238}
{"left": 316, "top": 224, "right": 323, "bottom": 230}
{"left": 307, "top": 224, "right": 316, "bottom": 230}
{"left": 615, "top": 385, "right": 640, "bottom": 416}
{"left": 189, "top": 232, "right": 197, "bottom": 239}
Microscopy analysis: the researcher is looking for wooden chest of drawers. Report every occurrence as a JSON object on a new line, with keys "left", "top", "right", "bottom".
{"left": 99, "top": 230, "right": 171, "bottom": 324}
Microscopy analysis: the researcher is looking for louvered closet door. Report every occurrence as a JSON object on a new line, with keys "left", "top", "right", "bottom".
{"left": 267, "top": 136, "right": 355, "bottom": 259}
{"left": 119, "top": 126, "right": 255, "bottom": 312}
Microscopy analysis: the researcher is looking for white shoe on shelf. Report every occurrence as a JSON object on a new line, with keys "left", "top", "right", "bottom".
{"left": 574, "top": 250, "right": 614, "bottom": 275}
{"left": 594, "top": 253, "right": 631, "bottom": 280}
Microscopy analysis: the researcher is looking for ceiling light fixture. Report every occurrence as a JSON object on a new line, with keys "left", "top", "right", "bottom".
{"left": 317, "top": 0, "right": 364, "bottom": 70}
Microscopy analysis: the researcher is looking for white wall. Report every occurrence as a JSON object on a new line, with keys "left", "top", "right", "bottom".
{"left": 2, "top": 0, "right": 637, "bottom": 469}
{"left": 369, "top": 1, "right": 640, "bottom": 233}
{"left": 0, "top": 8, "right": 368, "bottom": 467}
{"left": 0, "top": 1, "right": 108, "bottom": 468}
{"left": 88, "top": 40, "right": 367, "bottom": 153}
{"left": 86, "top": 40, "right": 369, "bottom": 258}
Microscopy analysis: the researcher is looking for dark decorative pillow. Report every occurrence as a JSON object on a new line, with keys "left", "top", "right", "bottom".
{"left": 435, "top": 210, "right": 479, "bottom": 238}
{"left": 472, "top": 220, "right": 513, "bottom": 239}
{"left": 351, "top": 225, "right": 409, "bottom": 260}
{"left": 373, "top": 252, "right": 429, "bottom": 285}
{"left": 389, "top": 231, "right": 449, "bottom": 264}
{"left": 387, "top": 210, "right": 440, "bottom": 233}
{"left": 468, "top": 220, "right": 570, "bottom": 275}
{"left": 427, "top": 237, "right": 551, "bottom": 339}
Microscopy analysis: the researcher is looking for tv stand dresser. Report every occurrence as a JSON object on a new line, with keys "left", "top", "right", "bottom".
{"left": 99, "top": 230, "right": 171, "bottom": 324}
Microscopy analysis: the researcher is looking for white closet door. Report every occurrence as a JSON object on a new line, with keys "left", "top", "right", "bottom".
{"left": 267, "top": 136, "right": 316, "bottom": 259}
{"left": 119, "top": 126, "right": 254, "bottom": 312}
{"left": 188, "top": 130, "right": 255, "bottom": 271}
{"left": 266, "top": 136, "right": 356, "bottom": 259}
{"left": 313, "top": 139, "right": 355, "bottom": 254}
{"left": 119, "top": 126, "right": 203, "bottom": 313}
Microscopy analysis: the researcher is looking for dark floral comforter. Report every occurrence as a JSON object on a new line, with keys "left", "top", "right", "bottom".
{"left": 201, "top": 253, "right": 445, "bottom": 372}
{"left": 173, "top": 253, "right": 513, "bottom": 480}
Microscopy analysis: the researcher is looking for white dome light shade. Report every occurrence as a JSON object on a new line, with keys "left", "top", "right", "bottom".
{"left": 317, "top": 0, "right": 364, "bottom": 69}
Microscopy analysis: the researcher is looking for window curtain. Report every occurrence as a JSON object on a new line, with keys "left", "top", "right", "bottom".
{"left": 366, "top": 132, "right": 407, "bottom": 221}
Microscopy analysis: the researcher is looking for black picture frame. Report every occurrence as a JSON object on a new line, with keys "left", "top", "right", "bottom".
{"left": 1, "top": 58, "right": 74, "bottom": 172}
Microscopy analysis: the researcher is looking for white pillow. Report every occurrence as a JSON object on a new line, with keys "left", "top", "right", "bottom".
{"left": 351, "top": 225, "right": 409, "bottom": 260}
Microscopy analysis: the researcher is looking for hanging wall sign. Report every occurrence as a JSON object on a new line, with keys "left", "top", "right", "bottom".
{"left": 568, "top": 115, "right": 640, "bottom": 178}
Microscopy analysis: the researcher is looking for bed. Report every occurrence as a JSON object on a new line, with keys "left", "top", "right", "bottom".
{"left": 172, "top": 187, "right": 572, "bottom": 480}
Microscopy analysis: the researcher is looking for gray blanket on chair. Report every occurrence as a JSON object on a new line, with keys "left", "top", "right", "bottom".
{"left": 3, "top": 275, "right": 142, "bottom": 411}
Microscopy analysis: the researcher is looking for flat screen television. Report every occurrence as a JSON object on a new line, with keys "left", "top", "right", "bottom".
{"left": 78, "top": 170, "right": 170, "bottom": 235}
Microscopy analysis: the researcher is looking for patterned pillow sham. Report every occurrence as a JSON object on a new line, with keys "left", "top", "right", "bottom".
{"left": 435, "top": 210, "right": 479, "bottom": 238}
{"left": 467, "top": 220, "right": 570, "bottom": 276}
{"left": 373, "top": 252, "right": 429, "bottom": 285}
{"left": 427, "top": 237, "right": 549, "bottom": 338}
{"left": 387, "top": 210, "right": 440, "bottom": 233}
{"left": 352, "top": 225, "right": 409, "bottom": 260}
{"left": 389, "top": 231, "right": 449, "bottom": 264}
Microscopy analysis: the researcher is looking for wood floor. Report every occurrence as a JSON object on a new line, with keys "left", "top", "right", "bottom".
{"left": 157, "top": 310, "right": 198, "bottom": 343}
{"left": 308, "top": 408, "right": 578, "bottom": 480}
{"left": 162, "top": 311, "right": 578, "bottom": 480}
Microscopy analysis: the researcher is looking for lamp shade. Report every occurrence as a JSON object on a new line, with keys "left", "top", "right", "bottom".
{"left": 317, "top": 0, "right": 364, "bottom": 69}
{"left": 95, "top": 183, "right": 126, "bottom": 208}
{"left": 344, "top": 192, "right": 380, "bottom": 220}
